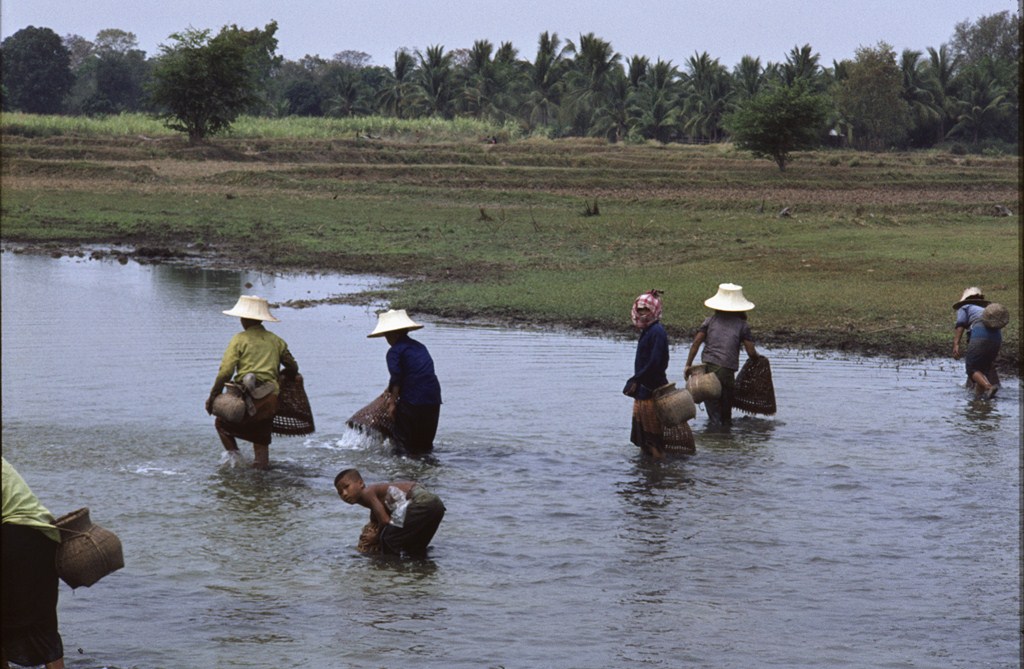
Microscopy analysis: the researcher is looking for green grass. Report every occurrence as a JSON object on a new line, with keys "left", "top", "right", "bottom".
{"left": 0, "top": 119, "right": 1019, "bottom": 370}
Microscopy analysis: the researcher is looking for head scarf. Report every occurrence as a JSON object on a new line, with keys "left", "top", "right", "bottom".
{"left": 631, "top": 290, "right": 663, "bottom": 329}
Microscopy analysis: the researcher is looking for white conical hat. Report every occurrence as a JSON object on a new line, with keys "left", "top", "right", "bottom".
{"left": 703, "top": 283, "right": 755, "bottom": 312}
{"left": 222, "top": 295, "right": 279, "bottom": 322}
{"left": 367, "top": 309, "right": 424, "bottom": 337}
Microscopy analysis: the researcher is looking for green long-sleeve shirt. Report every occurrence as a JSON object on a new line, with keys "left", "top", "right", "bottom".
{"left": 2, "top": 456, "right": 60, "bottom": 543}
{"left": 210, "top": 324, "right": 297, "bottom": 396}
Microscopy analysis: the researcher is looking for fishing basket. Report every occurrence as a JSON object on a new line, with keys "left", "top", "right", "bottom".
{"left": 211, "top": 385, "right": 246, "bottom": 423}
{"left": 53, "top": 507, "right": 124, "bottom": 589}
{"left": 663, "top": 421, "right": 696, "bottom": 455}
{"left": 273, "top": 373, "right": 316, "bottom": 436}
{"left": 981, "top": 303, "right": 1009, "bottom": 329}
{"left": 346, "top": 391, "right": 395, "bottom": 439}
{"left": 733, "top": 356, "right": 777, "bottom": 416}
{"left": 653, "top": 383, "right": 696, "bottom": 426}
{"left": 686, "top": 365, "right": 722, "bottom": 404}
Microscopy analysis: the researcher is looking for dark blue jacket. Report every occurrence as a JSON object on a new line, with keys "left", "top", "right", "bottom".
{"left": 387, "top": 335, "right": 442, "bottom": 405}
{"left": 629, "top": 321, "right": 669, "bottom": 400}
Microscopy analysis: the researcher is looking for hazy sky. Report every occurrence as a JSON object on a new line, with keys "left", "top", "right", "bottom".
{"left": 0, "top": 0, "right": 1015, "bottom": 69}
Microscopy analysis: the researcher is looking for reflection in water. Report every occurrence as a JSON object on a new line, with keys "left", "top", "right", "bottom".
{"left": 1, "top": 251, "right": 1018, "bottom": 669}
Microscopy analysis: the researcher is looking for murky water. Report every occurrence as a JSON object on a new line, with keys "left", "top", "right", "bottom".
{"left": 1, "top": 250, "right": 1018, "bottom": 669}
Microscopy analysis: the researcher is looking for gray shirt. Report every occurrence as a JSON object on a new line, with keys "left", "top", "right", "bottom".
{"left": 698, "top": 312, "right": 753, "bottom": 371}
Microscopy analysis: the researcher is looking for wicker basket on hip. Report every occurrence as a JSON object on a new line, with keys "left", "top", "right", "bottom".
{"left": 53, "top": 507, "right": 124, "bottom": 589}
{"left": 346, "top": 391, "right": 395, "bottom": 439}
{"left": 273, "top": 373, "right": 316, "bottom": 436}
{"left": 653, "top": 383, "right": 696, "bottom": 426}
{"left": 686, "top": 364, "right": 722, "bottom": 404}
{"left": 733, "top": 356, "right": 777, "bottom": 416}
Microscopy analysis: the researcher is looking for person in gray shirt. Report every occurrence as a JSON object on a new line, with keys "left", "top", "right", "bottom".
{"left": 684, "top": 283, "right": 761, "bottom": 427}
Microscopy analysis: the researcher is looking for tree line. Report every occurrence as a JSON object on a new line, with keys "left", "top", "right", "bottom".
{"left": 1, "top": 12, "right": 1018, "bottom": 160}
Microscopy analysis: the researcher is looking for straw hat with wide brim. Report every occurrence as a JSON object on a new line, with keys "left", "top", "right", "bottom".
{"left": 704, "top": 283, "right": 755, "bottom": 312}
{"left": 223, "top": 295, "right": 280, "bottom": 322}
{"left": 952, "top": 286, "right": 990, "bottom": 310}
{"left": 367, "top": 309, "right": 424, "bottom": 338}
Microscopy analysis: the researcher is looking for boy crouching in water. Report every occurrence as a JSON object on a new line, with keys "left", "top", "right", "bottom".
{"left": 334, "top": 469, "right": 445, "bottom": 557}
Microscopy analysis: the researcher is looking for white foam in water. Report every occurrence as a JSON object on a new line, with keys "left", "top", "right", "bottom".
{"left": 219, "top": 449, "right": 248, "bottom": 468}
{"left": 334, "top": 426, "right": 388, "bottom": 451}
{"left": 124, "top": 464, "right": 182, "bottom": 477}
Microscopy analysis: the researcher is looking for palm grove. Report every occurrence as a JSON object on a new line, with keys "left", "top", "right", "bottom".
{"left": 1, "top": 12, "right": 1018, "bottom": 169}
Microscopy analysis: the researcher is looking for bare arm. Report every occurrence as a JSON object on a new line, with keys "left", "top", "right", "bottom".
{"left": 743, "top": 339, "right": 759, "bottom": 360}
{"left": 953, "top": 326, "right": 966, "bottom": 359}
{"left": 684, "top": 331, "right": 706, "bottom": 378}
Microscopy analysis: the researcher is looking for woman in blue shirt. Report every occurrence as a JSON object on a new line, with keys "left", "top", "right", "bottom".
{"left": 623, "top": 290, "right": 691, "bottom": 458}
{"left": 952, "top": 287, "right": 1000, "bottom": 399}
{"left": 369, "top": 310, "right": 442, "bottom": 454}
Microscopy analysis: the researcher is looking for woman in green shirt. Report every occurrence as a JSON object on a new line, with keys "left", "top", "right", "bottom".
{"left": 206, "top": 296, "right": 299, "bottom": 470}
{"left": 2, "top": 457, "right": 65, "bottom": 669}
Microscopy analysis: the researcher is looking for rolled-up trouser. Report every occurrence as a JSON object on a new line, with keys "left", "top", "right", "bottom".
{"left": 392, "top": 402, "right": 440, "bottom": 453}
{"left": 380, "top": 486, "right": 446, "bottom": 556}
{"left": 216, "top": 393, "right": 279, "bottom": 445}
{"left": 703, "top": 363, "right": 736, "bottom": 426}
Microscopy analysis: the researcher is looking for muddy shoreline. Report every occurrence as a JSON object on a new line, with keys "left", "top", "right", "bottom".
{"left": 3, "top": 239, "right": 1019, "bottom": 378}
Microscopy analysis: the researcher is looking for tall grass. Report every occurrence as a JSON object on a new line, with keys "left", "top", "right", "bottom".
{"left": 1, "top": 112, "right": 521, "bottom": 142}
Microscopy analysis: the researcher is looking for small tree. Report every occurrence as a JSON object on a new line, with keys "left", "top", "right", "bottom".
{"left": 725, "top": 83, "right": 828, "bottom": 171}
{"left": 147, "top": 22, "right": 278, "bottom": 144}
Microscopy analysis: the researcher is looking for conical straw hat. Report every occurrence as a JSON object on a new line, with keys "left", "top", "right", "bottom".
{"left": 367, "top": 309, "right": 424, "bottom": 338}
{"left": 223, "top": 295, "right": 279, "bottom": 322}
{"left": 704, "top": 283, "right": 755, "bottom": 312}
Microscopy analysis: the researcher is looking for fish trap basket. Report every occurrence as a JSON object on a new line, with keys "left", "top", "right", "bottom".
{"left": 653, "top": 383, "right": 696, "bottom": 426}
{"left": 346, "top": 391, "right": 395, "bottom": 439}
{"left": 733, "top": 356, "right": 777, "bottom": 416}
{"left": 53, "top": 507, "right": 124, "bottom": 589}
{"left": 273, "top": 373, "right": 316, "bottom": 436}
{"left": 663, "top": 421, "right": 695, "bottom": 455}
{"left": 981, "top": 303, "right": 1010, "bottom": 329}
{"left": 211, "top": 385, "right": 246, "bottom": 423}
{"left": 686, "top": 365, "right": 722, "bottom": 404}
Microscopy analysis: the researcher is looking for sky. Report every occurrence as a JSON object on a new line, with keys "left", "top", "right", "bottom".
{"left": 0, "top": 0, "right": 1016, "bottom": 69}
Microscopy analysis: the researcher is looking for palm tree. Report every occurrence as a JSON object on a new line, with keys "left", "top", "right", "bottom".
{"left": 732, "top": 55, "right": 766, "bottom": 102}
{"left": 376, "top": 49, "right": 416, "bottom": 118}
{"left": 524, "top": 31, "right": 569, "bottom": 130}
{"left": 923, "top": 44, "right": 961, "bottom": 142}
{"left": 680, "top": 52, "right": 733, "bottom": 141}
{"left": 590, "top": 70, "right": 631, "bottom": 142}
{"left": 782, "top": 44, "right": 823, "bottom": 90}
{"left": 899, "top": 49, "right": 941, "bottom": 146}
{"left": 626, "top": 55, "right": 650, "bottom": 90}
{"left": 413, "top": 45, "right": 455, "bottom": 118}
{"left": 628, "top": 58, "right": 680, "bottom": 142}
{"left": 564, "top": 32, "right": 621, "bottom": 135}
{"left": 947, "top": 66, "right": 1010, "bottom": 144}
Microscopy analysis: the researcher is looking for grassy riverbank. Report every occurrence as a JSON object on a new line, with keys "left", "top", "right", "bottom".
{"left": 1, "top": 114, "right": 1019, "bottom": 372}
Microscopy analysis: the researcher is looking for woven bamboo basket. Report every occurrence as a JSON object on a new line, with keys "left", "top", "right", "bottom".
{"left": 663, "top": 421, "right": 696, "bottom": 455}
{"left": 686, "top": 365, "right": 722, "bottom": 404}
{"left": 346, "top": 391, "right": 396, "bottom": 438}
{"left": 653, "top": 383, "right": 696, "bottom": 426}
{"left": 981, "top": 303, "right": 1010, "bottom": 329}
{"left": 53, "top": 507, "right": 124, "bottom": 589}
{"left": 211, "top": 385, "right": 246, "bottom": 423}
{"left": 733, "top": 356, "right": 777, "bottom": 416}
{"left": 273, "top": 373, "right": 316, "bottom": 436}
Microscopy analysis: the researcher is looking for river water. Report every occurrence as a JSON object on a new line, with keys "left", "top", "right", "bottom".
{"left": 1, "top": 250, "right": 1018, "bottom": 669}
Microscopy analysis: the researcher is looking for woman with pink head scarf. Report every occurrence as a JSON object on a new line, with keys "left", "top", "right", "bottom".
{"left": 623, "top": 290, "right": 691, "bottom": 458}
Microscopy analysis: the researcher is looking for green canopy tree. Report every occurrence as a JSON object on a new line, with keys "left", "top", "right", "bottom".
{"left": 833, "top": 42, "right": 911, "bottom": 150}
{"left": 724, "top": 82, "right": 828, "bottom": 171}
{"left": 147, "top": 22, "right": 279, "bottom": 144}
{"left": 1, "top": 25, "right": 74, "bottom": 113}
